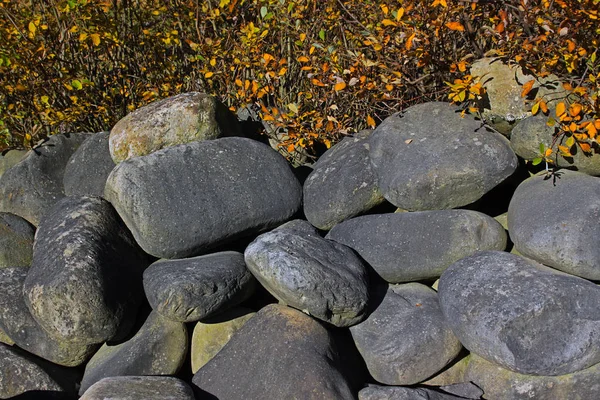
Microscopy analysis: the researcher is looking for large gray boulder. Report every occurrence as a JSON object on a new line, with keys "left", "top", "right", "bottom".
{"left": 23, "top": 196, "right": 148, "bottom": 346}
{"left": 0, "top": 267, "right": 97, "bottom": 367}
{"left": 327, "top": 210, "right": 507, "bottom": 282}
{"left": 465, "top": 353, "right": 600, "bottom": 400}
{"left": 109, "top": 92, "right": 240, "bottom": 163}
{"left": 192, "top": 304, "right": 360, "bottom": 400}
{"left": 143, "top": 251, "right": 256, "bottom": 322}
{"left": 64, "top": 131, "right": 116, "bottom": 197}
{"left": 80, "top": 376, "right": 196, "bottom": 400}
{"left": 105, "top": 137, "right": 302, "bottom": 259}
{"left": 350, "top": 283, "right": 462, "bottom": 385}
{"left": 244, "top": 220, "right": 370, "bottom": 327}
{"left": 303, "top": 130, "right": 385, "bottom": 230}
{"left": 0, "top": 212, "right": 35, "bottom": 268}
{"left": 79, "top": 311, "right": 188, "bottom": 395}
{"left": 439, "top": 251, "right": 600, "bottom": 376}
{"left": 191, "top": 307, "right": 255, "bottom": 373}
{"left": 0, "top": 132, "right": 92, "bottom": 225}
{"left": 0, "top": 343, "right": 80, "bottom": 398}
{"left": 508, "top": 170, "right": 600, "bottom": 279}
{"left": 368, "top": 102, "right": 517, "bottom": 210}
{"left": 359, "top": 383, "right": 483, "bottom": 400}
{"left": 0, "top": 149, "right": 27, "bottom": 178}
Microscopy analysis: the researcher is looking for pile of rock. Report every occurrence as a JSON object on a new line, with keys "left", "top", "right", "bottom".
{"left": 0, "top": 69, "right": 599, "bottom": 399}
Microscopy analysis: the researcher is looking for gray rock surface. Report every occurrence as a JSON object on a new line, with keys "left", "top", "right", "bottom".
{"left": 63, "top": 131, "right": 115, "bottom": 197}
{"left": 0, "top": 267, "right": 97, "bottom": 367}
{"left": 109, "top": 92, "right": 240, "bottom": 163}
{"left": 191, "top": 306, "right": 255, "bottom": 373}
{"left": 244, "top": 220, "right": 370, "bottom": 327}
{"left": 511, "top": 114, "right": 600, "bottom": 176}
{"left": 0, "top": 149, "right": 27, "bottom": 178}
{"left": 192, "top": 304, "right": 359, "bottom": 400}
{"left": 359, "top": 383, "right": 483, "bottom": 400}
{"left": 465, "top": 353, "right": 600, "bottom": 400}
{"left": 368, "top": 102, "right": 517, "bottom": 210}
{"left": 508, "top": 170, "right": 600, "bottom": 279}
{"left": 327, "top": 210, "right": 506, "bottom": 282}
{"left": 439, "top": 251, "right": 600, "bottom": 376}
{"left": 23, "top": 196, "right": 148, "bottom": 345}
{"left": 0, "top": 212, "right": 35, "bottom": 268}
{"left": 79, "top": 311, "right": 188, "bottom": 395}
{"left": 143, "top": 251, "right": 256, "bottom": 322}
{"left": 105, "top": 137, "right": 302, "bottom": 259}
{"left": 0, "top": 343, "right": 80, "bottom": 398}
{"left": 350, "top": 283, "right": 462, "bottom": 385}
{"left": 80, "top": 376, "right": 195, "bottom": 400}
{"left": 303, "top": 130, "right": 385, "bottom": 230}
{"left": 0, "top": 132, "right": 92, "bottom": 225}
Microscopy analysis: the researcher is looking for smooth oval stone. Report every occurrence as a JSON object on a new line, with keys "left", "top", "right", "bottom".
{"left": 143, "top": 251, "right": 256, "bottom": 322}
{"left": 105, "top": 137, "right": 302, "bottom": 259}
{"left": 0, "top": 267, "right": 97, "bottom": 367}
{"left": 303, "top": 130, "right": 385, "bottom": 230}
{"left": 465, "top": 353, "right": 600, "bottom": 400}
{"left": 369, "top": 102, "right": 517, "bottom": 210}
{"left": 439, "top": 251, "right": 600, "bottom": 376}
{"left": 350, "top": 283, "right": 462, "bottom": 385}
{"left": 0, "top": 343, "right": 80, "bottom": 398}
{"left": 109, "top": 92, "right": 240, "bottom": 163}
{"left": 191, "top": 307, "right": 255, "bottom": 373}
{"left": 23, "top": 196, "right": 148, "bottom": 345}
{"left": 79, "top": 311, "right": 188, "bottom": 395}
{"left": 327, "top": 210, "right": 507, "bottom": 282}
{"left": 0, "top": 132, "right": 93, "bottom": 225}
{"left": 244, "top": 220, "right": 370, "bottom": 327}
{"left": 508, "top": 170, "right": 600, "bottom": 279}
{"left": 0, "top": 212, "right": 35, "bottom": 268}
{"left": 80, "top": 376, "right": 195, "bottom": 400}
{"left": 192, "top": 304, "right": 360, "bottom": 400}
{"left": 64, "top": 131, "right": 115, "bottom": 197}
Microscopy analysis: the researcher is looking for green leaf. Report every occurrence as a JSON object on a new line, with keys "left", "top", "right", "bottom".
{"left": 260, "top": 6, "right": 267, "bottom": 18}
{"left": 71, "top": 79, "right": 83, "bottom": 90}
{"left": 319, "top": 29, "right": 325, "bottom": 41}
{"left": 565, "top": 135, "right": 575, "bottom": 147}
{"left": 539, "top": 142, "right": 545, "bottom": 154}
{"left": 532, "top": 157, "right": 543, "bottom": 166}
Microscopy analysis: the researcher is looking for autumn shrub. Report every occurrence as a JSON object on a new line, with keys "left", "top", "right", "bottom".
{"left": 0, "top": 0, "right": 598, "bottom": 164}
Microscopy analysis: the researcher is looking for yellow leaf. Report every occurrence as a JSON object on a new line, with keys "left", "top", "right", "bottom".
{"left": 210, "top": 58, "right": 216, "bottom": 67}
{"left": 90, "top": 33, "right": 100, "bottom": 46}
{"left": 25, "top": 133, "right": 32, "bottom": 142}
{"left": 287, "top": 103, "right": 299, "bottom": 114}
{"left": 558, "top": 145, "right": 571, "bottom": 156}
{"left": 521, "top": 79, "right": 535, "bottom": 98}
{"left": 28, "top": 21, "right": 36, "bottom": 36}
{"left": 40, "top": 95, "right": 49, "bottom": 104}
{"left": 396, "top": 8, "right": 405, "bottom": 20}
{"left": 79, "top": 33, "right": 88, "bottom": 42}
{"left": 297, "top": 55, "right": 309, "bottom": 63}
{"left": 205, "top": 71, "right": 214, "bottom": 78}
{"left": 299, "top": 33, "right": 306, "bottom": 42}
{"left": 382, "top": 19, "right": 397, "bottom": 27}
{"left": 544, "top": 148, "right": 553, "bottom": 157}
{"left": 380, "top": 4, "right": 389, "bottom": 14}
{"left": 556, "top": 102, "right": 567, "bottom": 117}
{"left": 334, "top": 81, "right": 346, "bottom": 91}
{"left": 366, "top": 115, "right": 376, "bottom": 128}
{"left": 323, "top": 139, "right": 331, "bottom": 149}
{"left": 531, "top": 101, "right": 540, "bottom": 115}
{"left": 445, "top": 21, "right": 464, "bottom": 32}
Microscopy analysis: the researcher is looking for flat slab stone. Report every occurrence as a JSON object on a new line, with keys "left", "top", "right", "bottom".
{"left": 0, "top": 212, "right": 35, "bottom": 268}
{"left": 439, "top": 251, "right": 600, "bottom": 376}
{"left": 64, "top": 131, "right": 115, "bottom": 197}
{"left": 508, "top": 170, "right": 600, "bottom": 279}
{"left": 143, "top": 251, "right": 256, "bottom": 322}
{"left": 0, "top": 267, "right": 97, "bottom": 367}
{"left": 80, "top": 376, "right": 195, "bottom": 400}
{"left": 368, "top": 102, "right": 517, "bottom": 211}
{"left": 0, "top": 132, "right": 92, "bottom": 225}
{"left": 23, "top": 196, "right": 148, "bottom": 345}
{"left": 327, "top": 210, "right": 506, "bottom": 282}
{"left": 105, "top": 137, "right": 302, "bottom": 259}
{"left": 192, "top": 304, "right": 360, "bottom": 400}
{"left": 79, "top": 311, "right": 188, "bottom": 395}
{"left": 350, "top": 283, "right": 462, "bottom": 385}
{"left": 244, "top": 220, "right": 370, "bottom": 327}
{"left": 109, "top": 92, "right": 240, "bottom": 163}
{"left": 303, "top": 130, "right": 384, "bottom": 230}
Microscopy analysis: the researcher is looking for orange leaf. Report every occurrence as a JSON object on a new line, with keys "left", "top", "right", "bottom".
{"left": 569, "top": 103, "right": 583, "bottom": 117}
{"left": 445, "top": 21, "right": 465, "bottom": 32}
{"left": 521, "top": 80, "right": 535, "bottom": 98}
{"left": 586, "top": 123, "right": 598, "bottom": 138}
{"left": 579, "top": 142, "right": 592, "bottom": 153}
{"left": 297, "top": 56, "right": 309, "bottom": 63}
{"left": 495, "top": 22, "right": 505, "bottom": 33}
{"left": 405, "top": 32, "right": 416, "bottom": 50}
{"left": 539, "top": 100, "right": 548, "bottom": 114}
{"left": 382, "top": 19, "right": 397, "bottom": 27}
{"left": 334, "top": 81, "right": 347, "bottom": 91}
{"left": 556, "top": 102, "right": 567, "bottom": 117}
{"left": 366, "top": 115, "right": 376, "bottom": 128}
{"left": 287, "top": 143, "right": 295, "bottom": 153}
